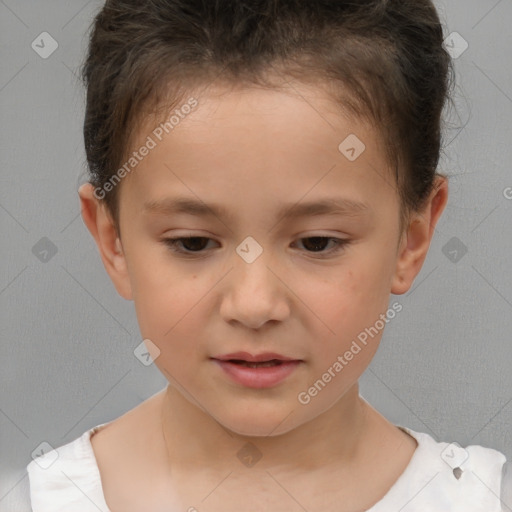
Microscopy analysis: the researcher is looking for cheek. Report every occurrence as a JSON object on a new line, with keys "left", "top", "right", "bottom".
{"left": 128, "top": 262, "right": 216, "bottom": 381}
{"left": 299, "top": 260, "right": 393, "bottom": 358}
{"left": 307, "top": 263, "right": 389, "bottom": 323}
{"left": 136, "top": 290, "right": 206, "bottom": 384}
{"left": 127, "top": 258, "right": 197, "bottom": 346}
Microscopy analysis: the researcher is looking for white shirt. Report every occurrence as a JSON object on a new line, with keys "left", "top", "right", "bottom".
{"left": 26, "top": 423, "right": 511, "bottom": 511}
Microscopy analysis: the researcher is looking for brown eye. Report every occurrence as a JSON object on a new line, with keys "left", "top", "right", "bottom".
{"left": 300, "top": 237, "right": 331, "bottom": 252}
{"left": 294, "top": 237, "right": 349, "bottom": 256}
{"left": 163, "top": 237, "right": 214, "bottom": 253}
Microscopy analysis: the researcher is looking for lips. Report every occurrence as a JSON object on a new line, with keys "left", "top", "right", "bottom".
{"left": 212, "top": 351, "right": 299, "bottom": 363}
{"left": 211, "top": 352, "right": 302, "bottom": 388}
{"left": 228, "top": 359, "right": 285, "bottom": 368}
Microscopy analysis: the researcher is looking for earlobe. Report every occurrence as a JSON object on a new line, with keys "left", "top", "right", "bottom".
{"left": 78, "top": 183, "right": 133, "bottom": 300}
{"left": 391, "top": 177, "right": 449, "bottom": 295}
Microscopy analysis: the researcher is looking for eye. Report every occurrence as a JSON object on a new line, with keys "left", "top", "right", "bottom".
{"left": 293, "top": 236, "right": 349, "bottom": 256}
{"left": 162, "top": 236, "right": 217, "bottom": 255}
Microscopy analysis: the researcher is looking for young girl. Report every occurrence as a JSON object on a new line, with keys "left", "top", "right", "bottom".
{"left": 26, "top": 0, "right": 510, "bottom": 510}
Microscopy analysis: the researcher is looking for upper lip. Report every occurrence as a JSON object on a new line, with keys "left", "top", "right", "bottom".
{"left": 212, "top": 351, "right": 300, "bottom": 362}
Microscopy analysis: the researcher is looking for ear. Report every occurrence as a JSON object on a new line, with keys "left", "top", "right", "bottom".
{"left": 78, "top": 183, "right": 133, "bottom": 300}
{"left": 391, "top": 176, "right": 448, "bottom": 295}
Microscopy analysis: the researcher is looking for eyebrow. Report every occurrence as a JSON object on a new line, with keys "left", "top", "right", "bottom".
{"left": 143, "top": 196, "right": 371, "bottom": 222}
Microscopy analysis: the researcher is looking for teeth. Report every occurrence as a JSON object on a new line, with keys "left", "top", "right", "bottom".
{"left": 231, "top": 359, "right": 282, "bottom": 368}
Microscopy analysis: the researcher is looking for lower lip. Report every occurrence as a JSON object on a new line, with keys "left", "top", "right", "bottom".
{"left": 212, "top": 360, "right": 301, "bottom": 389}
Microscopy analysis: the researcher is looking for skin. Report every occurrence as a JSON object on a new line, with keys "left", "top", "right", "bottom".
{"left": 78, "top": 80, "right": 448, "bottom": 511}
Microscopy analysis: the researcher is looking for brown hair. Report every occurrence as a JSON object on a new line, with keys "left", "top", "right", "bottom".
{"left": 80, "top": 0, "right": 454, "bottom": 234}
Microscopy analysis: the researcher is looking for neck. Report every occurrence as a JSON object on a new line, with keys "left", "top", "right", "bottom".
{"left": 160, "top": 383, "right": 370, "bottom": 473}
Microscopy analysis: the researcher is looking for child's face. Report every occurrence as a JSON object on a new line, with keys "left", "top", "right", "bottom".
{"left": 82, "top": 82, "right": 443, "bottom": 436}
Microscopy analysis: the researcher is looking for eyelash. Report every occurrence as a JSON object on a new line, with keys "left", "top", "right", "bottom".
{"left": 162, "top": 236, "right": 350, "bottom": 258}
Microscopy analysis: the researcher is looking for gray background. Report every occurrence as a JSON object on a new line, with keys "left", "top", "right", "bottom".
{"left": 1, "top": 0, "right": 511, "bottom": 510}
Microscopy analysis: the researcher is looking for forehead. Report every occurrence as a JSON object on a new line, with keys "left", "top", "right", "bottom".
{"left": 135, "top": 79, "right": 384, "bottom": 157}
{"left": 119, "top": 82, "right": 397, "bottom": 219}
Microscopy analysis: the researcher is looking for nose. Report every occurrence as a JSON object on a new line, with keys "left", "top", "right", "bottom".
{"left": 219, "top": 249, "right": 290, "bottom": 330}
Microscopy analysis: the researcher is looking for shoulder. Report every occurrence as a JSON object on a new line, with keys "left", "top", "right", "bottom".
{"left": 399, "top": 427, "right": 507, "bottom": 511}
{"left": 88, "top": 388, "right": 169, "bottom": 508}
{"left": 26, "top": 423, "right": 111, "bottom": 512}
{"left": 89, "top": 388, "right": 166, "bottom": 472}
{"left": 26, "top": 387, "right": 167, "bottom": 512}
{"left": 370, "top": 426, "right": 508, "bottom": 512}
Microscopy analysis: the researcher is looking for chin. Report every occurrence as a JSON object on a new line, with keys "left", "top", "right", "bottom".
{"left": 215, "top": 404, "right": 302, "bottom": 438}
